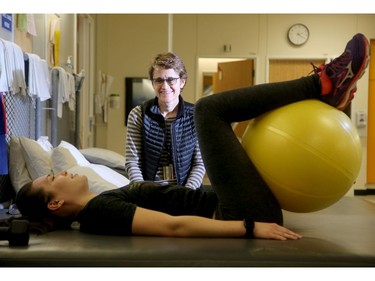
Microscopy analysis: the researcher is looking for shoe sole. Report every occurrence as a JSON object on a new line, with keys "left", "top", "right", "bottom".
{"left": 337, "top": 36, "right": 370, "bottom": 110}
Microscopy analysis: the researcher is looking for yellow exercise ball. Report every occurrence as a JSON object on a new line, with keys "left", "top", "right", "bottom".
{"left": 241, "top": 100, "right": 362, "bottom": 213}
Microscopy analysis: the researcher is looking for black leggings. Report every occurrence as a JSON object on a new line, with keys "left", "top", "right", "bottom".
{"left": 194, "top": 75, "right": 321, "bottom": 224}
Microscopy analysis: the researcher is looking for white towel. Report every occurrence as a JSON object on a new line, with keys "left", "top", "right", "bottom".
{"left": 0, "top": 39, "right": 27, "bottom": 95}
{"left": 4, "top": 40, "right": 26, "bottom": 95}
{"left": 0, "top": 39, "right": 12, "bottom": 92}
{"left": 27, "top": 53, "right": 51, "bottom": 101}
{"left": 52, "top": 67, "right": 76, "bottom": 118}
{"left": 67, "top": 72, "right": 75, "bottom": 111}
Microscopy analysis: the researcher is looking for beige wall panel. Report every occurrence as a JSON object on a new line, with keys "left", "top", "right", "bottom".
{"left": 196, "top": 14, "right": 260, "bottom": 56}
{"left": 96, "top": 14, "right": 168, "bottom": 154}
{"left": 173, "top": 14, "right": 198, "bottom": 103}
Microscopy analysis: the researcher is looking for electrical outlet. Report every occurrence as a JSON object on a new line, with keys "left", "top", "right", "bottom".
{"left": 356, "top": 110, "right": 367, "bottom": 128}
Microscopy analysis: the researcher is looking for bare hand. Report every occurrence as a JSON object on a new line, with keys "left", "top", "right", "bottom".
{"left": 253, "top": 222, "right": 302, "bottom": 240}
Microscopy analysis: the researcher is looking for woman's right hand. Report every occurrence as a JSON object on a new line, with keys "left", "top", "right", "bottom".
{"left": 253, "top": 222, "right": 302, "bottom": 240}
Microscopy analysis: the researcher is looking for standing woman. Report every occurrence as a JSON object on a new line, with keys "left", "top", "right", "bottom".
{"left": 125, "top": 52, "right": 205, "bottom": 189}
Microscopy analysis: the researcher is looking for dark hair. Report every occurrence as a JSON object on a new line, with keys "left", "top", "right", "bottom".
{"left": 15, "top": 182, "right": 73, "bottom": 234}
{"left": 148, "top": 52, "right": 188, "bottom": 91}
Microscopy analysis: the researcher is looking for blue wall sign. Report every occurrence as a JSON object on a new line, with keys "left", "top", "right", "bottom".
{"left": 1, "top": 14, "right": 12, "bottom": 32}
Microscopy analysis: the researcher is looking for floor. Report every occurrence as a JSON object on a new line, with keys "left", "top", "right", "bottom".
{"left": 363, "top": 195, "right": 375, "bottom": 204}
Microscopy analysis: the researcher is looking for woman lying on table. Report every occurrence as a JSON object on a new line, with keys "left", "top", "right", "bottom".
{"left": 15, "top": 33, "right": 369, "bottom": 240}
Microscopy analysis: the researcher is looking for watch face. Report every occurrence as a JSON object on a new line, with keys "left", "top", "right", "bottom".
{"left": 288, "top": 24, "right": 309, "bottom": 46}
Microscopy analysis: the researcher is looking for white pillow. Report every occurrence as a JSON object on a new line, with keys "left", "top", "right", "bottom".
{"left": 51, "top": 140, "right": 129, "bottom": 194}
{"left": 17, "top": 137, "right": 129, "bottom": 195}
{"left": 67, "top": 164, "right": 130, "bottom": 194}
{"left": 35, "top": 136, "right": 54, "bottom": 151}
{"left": 19, "top": 136, "right": 53, "bottom": 180}
{"left": 79, "top": 147, "right": 125, "bottom": 169}
{"left": 51, "top": 140, "right": 90, "bottom": 172}
{"left": 9, "top": 136, "right": 32, "bottom": 192}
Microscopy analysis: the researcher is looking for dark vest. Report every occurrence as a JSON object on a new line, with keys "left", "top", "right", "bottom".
{"left": 141, "top": 96, "right": 197, "bottom": 185}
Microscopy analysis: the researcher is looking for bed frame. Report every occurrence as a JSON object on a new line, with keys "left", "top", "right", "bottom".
{"left": 1, "top": 196, "right": 374, "bottom": 267}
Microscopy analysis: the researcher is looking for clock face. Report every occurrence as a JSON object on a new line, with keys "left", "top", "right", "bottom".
{"left": 288, "top": 24, "right": 309, "bottom": 46}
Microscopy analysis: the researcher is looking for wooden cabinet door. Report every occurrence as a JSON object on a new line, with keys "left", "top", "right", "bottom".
{"left": 213, "top": 59, "right": 254, "bottom": 93}
{"left": 269, "top": 59, "right": 325, "bottom": 83}
{"left": 212, "top": 59, "right": 254, "bottom": 139}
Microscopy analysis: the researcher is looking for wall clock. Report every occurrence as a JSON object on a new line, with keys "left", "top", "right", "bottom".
{"left": 287, "top": 24, "right": 309, "bottom": 46}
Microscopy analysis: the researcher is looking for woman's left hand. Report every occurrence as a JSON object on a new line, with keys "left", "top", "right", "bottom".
{"left": 253, "top": 222, "right": 302, "bottom": 240}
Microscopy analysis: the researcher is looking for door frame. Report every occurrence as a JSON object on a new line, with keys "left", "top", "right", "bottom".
{"left": 367, "top": 39, "right": 375, "bottom": 186}
{"left": 77, "top": 14, "right": 95, "bottom": 148}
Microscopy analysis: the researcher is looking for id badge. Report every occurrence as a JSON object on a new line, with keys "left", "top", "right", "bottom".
{"left": 163, "top": 164, "right": 174, "bottom": 180}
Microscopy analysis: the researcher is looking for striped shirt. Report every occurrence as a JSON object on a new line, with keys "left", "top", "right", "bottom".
{"left": 125, "top": 105, "right": 206, "bottom": 189}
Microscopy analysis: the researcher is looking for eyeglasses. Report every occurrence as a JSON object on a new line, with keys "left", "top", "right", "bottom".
{"left": 152, "top": 77, "right": 180, "bottom": 86}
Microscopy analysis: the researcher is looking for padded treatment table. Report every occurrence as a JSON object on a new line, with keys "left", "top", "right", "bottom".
{"left": 1, "top": 196, "right": 375, "bottom": 267}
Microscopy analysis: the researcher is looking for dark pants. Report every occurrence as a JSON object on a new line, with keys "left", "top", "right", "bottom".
{"left": 194, "top": 75, "right": 321, "bottom": 224}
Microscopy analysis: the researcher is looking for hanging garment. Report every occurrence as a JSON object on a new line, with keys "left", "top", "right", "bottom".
{"left": 67, "top": 72, "right": 75, "bottom": 111}
{"left": 0, "top": 39, "right": 10, "bottom": 92}
{"left": 0, "top": 39, "right": 27, "bottom": 95}
{"left": 23, "top": 14, "right": 37, "bottom": 36}
{"left": 27, "top": 53, "right": 51, "bottom": 101}
{"left": 49, "top": 16, "right": 60, "bottom": 67}
{"left": 51, "top": 67, "right": 75, "bottom": 118}
{"left": 97, "top": 72, "right": 113, "bottom": 123}
{"left": 5, "top": 40, "right": 26, "bottom": 95}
